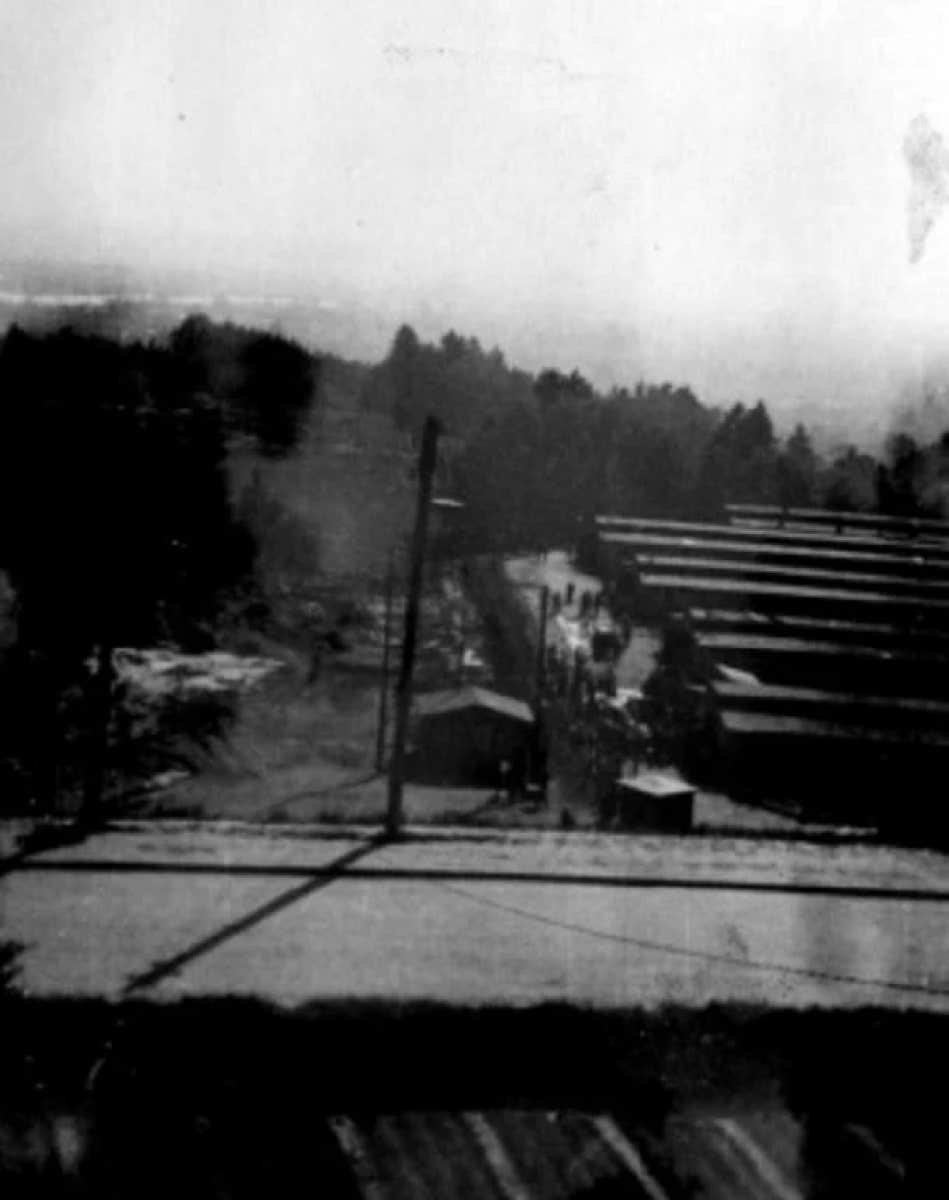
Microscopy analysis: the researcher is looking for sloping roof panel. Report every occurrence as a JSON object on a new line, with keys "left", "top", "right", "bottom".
{"left": 415, "top": 686, "right": 534, "bottom": 724}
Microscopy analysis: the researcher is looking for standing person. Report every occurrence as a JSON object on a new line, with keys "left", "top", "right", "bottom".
{"left": 532, "top": 701, "right": 550, "bottom": 800}
{"left": 498, "top": 757, "right": 512, "bottom": 802}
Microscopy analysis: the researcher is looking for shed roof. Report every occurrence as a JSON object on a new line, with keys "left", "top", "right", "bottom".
{"left": 414, "top": 686, "right": 534, "bottom": 724}
{"left": 615, "top": 772, "right": 696, "bottom": 799}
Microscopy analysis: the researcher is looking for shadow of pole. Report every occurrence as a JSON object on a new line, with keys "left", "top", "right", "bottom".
{"left": 122, "top": 836, "right": 385, "bottom": 995}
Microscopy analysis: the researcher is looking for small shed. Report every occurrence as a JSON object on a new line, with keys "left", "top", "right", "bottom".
{"left": 409, "top": 686, "right": 534, "bottom": 787}
{"left": 613, "top": 772, "right": 696, "bottom": 833}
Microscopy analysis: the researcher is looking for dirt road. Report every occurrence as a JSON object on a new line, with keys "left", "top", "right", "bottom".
{"left": 3, "top": 824, "right": 947, "bottom": 1010}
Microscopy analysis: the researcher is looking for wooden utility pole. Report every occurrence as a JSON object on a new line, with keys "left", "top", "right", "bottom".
{"left": 535, "top": 584, "right": 550, "bottom": 699}
{"left": 375, "top": 549, "right": 395, "bottom": 773}
{"left": 81, "top": 638, "right": 114, "bottom": 824}
{"left": 385, "top": 416, "right": 440, "bottom": 838}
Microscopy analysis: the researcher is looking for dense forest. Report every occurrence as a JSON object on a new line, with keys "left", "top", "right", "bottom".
{"left": 363, "top": 324, "right": 949, "bottom": 554}
{"left": 0, "top": 319, "right": 319, "bottom": 810}
{"left": 3, "top": 311, "right": 949, "bottom": 812}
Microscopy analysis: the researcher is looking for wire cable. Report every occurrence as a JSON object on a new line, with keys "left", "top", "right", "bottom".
{"left": 434, "top": 880, "right": 949, "bottom": 999}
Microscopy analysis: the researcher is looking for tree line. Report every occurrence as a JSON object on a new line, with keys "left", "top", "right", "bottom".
{"left": 4, "top": 313, "right": 949, "bottom": 810}
{"left": 0, "top": 318, "right": 319, "bottom": 811}
{"left": 364, "top": 325, "right": 949, "bottom": 554}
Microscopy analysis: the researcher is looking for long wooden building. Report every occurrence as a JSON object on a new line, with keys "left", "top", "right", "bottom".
{"left": 595, "top": 505, "right": 949, "bottom": 838}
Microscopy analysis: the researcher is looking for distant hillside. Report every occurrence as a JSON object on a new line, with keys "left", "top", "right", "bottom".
{"left": 229, "top": 355, "right": 415, "bottom": 585}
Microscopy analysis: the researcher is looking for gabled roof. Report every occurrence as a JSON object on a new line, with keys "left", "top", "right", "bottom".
{"left": 414, "top": 686, "right": 534, "bottom": 724}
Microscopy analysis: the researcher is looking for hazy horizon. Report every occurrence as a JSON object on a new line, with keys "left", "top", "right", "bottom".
{"left": 4, "top": 2, "right": 949, "bottom": 439}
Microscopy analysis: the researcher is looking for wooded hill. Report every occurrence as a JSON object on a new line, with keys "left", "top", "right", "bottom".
{"left": 361, "top": 324, "right": 949, "bottom": 556}
{"left": 3, "top": 312, "right": 949, "bottom": 811}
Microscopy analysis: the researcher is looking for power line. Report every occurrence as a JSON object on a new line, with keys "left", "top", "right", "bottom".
{"left": 434, "top": 880, "right": 949, "bottom": 1000}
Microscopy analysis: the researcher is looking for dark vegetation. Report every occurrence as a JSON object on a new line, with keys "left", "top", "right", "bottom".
{"left": 0, "top": 319, "right": 319, "bottom": 812}
{"left": 4, "top": 311, "right": 949, "bottom": 817}
{"left": 460, "top": 557, "right": 540, "bottom": 699}
{"left": 169, "top": 315, "right": 316, "bottom": 456}
{"left": 364, "top": 325, "right": 949, "bottom": 555}
{"left": 0, "top": 994, "right": 943, "bottom": 1195}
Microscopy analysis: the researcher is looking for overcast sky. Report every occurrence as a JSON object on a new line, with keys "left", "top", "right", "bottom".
{"left": 3, "top": 1, "right": 949, "bottom": 425}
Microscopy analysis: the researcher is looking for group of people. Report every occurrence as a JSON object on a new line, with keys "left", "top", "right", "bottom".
{"left": 492, "top": 573, "right": 718, "bottom": 820}
{"left": 541, "top": 589, "right": 720, "bottom": 825}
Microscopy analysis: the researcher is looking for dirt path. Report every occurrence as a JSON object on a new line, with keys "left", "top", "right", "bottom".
{"left": 4, "top": 823, "right": 948, "bottom": 1009}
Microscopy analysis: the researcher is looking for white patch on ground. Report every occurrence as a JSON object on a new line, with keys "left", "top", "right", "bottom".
{"left": 504, "top": 551, "right": 619, "bottom": 661}
{"left": 114, "top": 649, "right": 284, "bottom": 697}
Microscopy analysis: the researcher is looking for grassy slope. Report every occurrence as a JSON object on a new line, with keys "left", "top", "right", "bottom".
{"left": 143, "top": 356, "right": 509, "bottom": 823}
